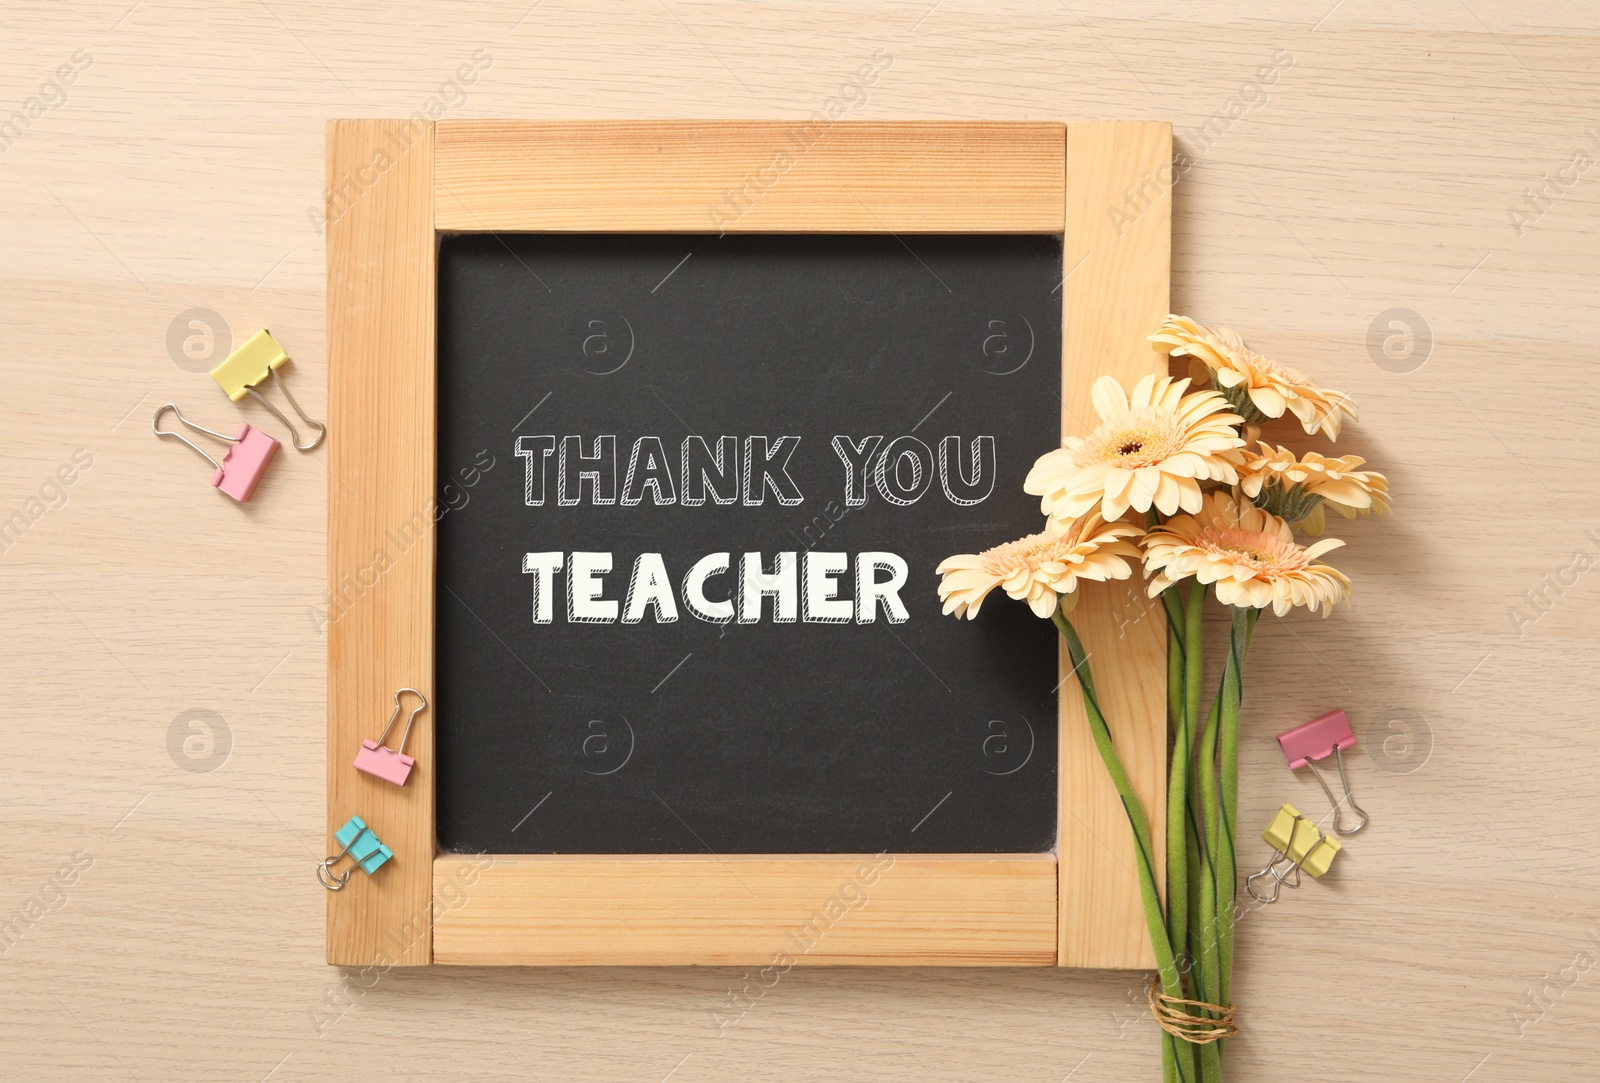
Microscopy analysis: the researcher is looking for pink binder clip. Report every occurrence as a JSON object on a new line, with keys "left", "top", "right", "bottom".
{"left": 353, "top": 688, "right": 427, "bottom": 786}
{"left": 153, "top": 403, "right": 279, "bottom": 503}
{"left": 1276, "top": 709, "right": 1369, "bottom": 836}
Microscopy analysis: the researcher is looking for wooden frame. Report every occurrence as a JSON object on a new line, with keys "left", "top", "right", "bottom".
{"left": 327, "top": 119, "right": 1170, "bottom": 968}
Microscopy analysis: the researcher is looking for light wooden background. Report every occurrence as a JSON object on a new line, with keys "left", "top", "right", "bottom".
{"left": 3, "top": 2, "right": 1597, "bottom": 1080}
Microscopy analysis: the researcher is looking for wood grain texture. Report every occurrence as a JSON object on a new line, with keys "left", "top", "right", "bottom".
{"left": 433, "top": 854, "right": 1057, "bottom": 966}
{"left": 1057, "top": 121, "right": 1172, "bottom": 970}
{"left": 325, "top": 119, "right": 436, "bottom": 966}
{"left": 434, "top": 120, "right": 1065, "bottom": 232}
{"left": 4, "top": 3, "right": 1598, "bottom": 1080}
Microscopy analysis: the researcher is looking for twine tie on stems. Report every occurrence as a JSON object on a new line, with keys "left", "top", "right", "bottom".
{"left": 1147, "top": 981, "right": 1238, "bottom": 1045}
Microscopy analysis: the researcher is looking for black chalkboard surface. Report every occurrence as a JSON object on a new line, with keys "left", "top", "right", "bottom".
{"left": 436, "top": 232, "right": 1063, "bottom": 855}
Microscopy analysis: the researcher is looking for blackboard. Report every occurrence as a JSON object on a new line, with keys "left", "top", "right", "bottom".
{"left": 435, "top": 232, "right": 1063, "bottom": 855}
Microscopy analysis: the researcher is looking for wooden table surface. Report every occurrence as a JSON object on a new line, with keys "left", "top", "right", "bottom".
{"left": 3, "top": 2, "right": 1596, "bottom": 1080}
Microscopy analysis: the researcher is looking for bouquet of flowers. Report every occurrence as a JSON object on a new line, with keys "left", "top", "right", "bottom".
{"left": 937, "top": 316, "right": 1390, "bottom": 1083}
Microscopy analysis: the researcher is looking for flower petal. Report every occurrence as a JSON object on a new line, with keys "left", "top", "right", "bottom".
{"left": 1090, "top": 375, "right": 1129, "bottom": 421}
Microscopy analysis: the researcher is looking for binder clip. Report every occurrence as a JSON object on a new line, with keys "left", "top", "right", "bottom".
{"left": 152, "top": 403, "right": 279, "bottom": 503}
{"left": 353, "top": 688, "right": 427, "bottom": 786}
{"left": 1245, "top": 803, "right": 1342, "bottom": 903}
{"left": 210, "top": 328, "right": 325, "bottom": 450}
{"left": 316, "top": 815, "right": 393, "bottom": 890}
{"left": 1277, "top": 709, "right": 1369, "bottom": 835}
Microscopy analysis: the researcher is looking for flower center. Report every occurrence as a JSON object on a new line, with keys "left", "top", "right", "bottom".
{"left": 1201, "top": 527, "right": 1306, "bottom": 576}
{"left": 1078, "top": 407, "right": 1185, "bottom": 469}
{"left": 982, "top": 532, "right": 1066, "bottom": 576}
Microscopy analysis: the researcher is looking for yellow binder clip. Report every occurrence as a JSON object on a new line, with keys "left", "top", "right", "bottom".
{"left": 1300, "top": 832, "right": 1341, "bottom": 879}
{"left": 1245, "top": 803, "right": 1342, "bottom": 903}
{"left": 210, "top": 329, "right": 325, "bottom": 450}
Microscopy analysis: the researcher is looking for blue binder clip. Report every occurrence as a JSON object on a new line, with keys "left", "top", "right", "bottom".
{"left": 316, "top": 815, "right": 393, "bottom": 890}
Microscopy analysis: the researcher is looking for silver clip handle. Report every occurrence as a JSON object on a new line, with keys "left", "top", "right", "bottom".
{"left": 374, "top": 688, "right": 428, "bottom": 756}
{"left": 316, "top": 834, "right": 360, "bottom": 890}
{"left": 153, "top": 403, "right": 239, "bottom": 471}
{"left": 1305, "top": 746, "right": 1369, "bottom": 835}
{"left": 244, "top": 367, "right": 325, "bottom": 451}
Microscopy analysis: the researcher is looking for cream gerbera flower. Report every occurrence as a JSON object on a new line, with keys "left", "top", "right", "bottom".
{"left": 1024, "top": 373, "right": 1244, "bottom": 524}
{"left": 1238, "top": 443, "right": 1391, "bottom": 536}
{"left": 1150, "top": 315, "right": 1357, "bottom": 440}
{"left": 937, "top": 514, "right": 1143, "bottom": 620}
{"left": 1140, "top": 491, "right": 1350, "bottom": 616}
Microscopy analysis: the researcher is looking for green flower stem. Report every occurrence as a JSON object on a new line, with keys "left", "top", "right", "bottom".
{"left": 1160, "top": 584, "right": 1186, "bottom": 635}
{"left": 1196, "top": 686, "right": 1222, "bottom": 892}
{"left": 1185, "top": 795, "right": 1205, "bottom": 1058}
{"left": 1164, "top": 1023, "right": 1187, "bottom": 1083}
{"left": 1184, "top": 726, "right": 1208, "bottom": 972}
{"left": 1193, "top": 685, "right": 1224, "bottom": 1083}
{"left": 1052, "top": 610, "right": 1193, "bottom": 1083}
{"left": 1164, "top": 598, "right": 1185, "bottom": 935}
{"left": 1163, "top": 585, "right": 1198, "bottom": 999}
{"left": 1166, "top": 615, "right": 1185, "bottom": 738}
{"left": 1163, "top": 615, "right": 1188, "bottom": 1083}
{"left": 1183, "top": 582, "right": 1205, "bottom": 770}
{"left": 1216, "top": 606, "right": 1259, "bottom": 1018}
{"left": 1182, "top": 580, "right": 1211, "bottom": 1024}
